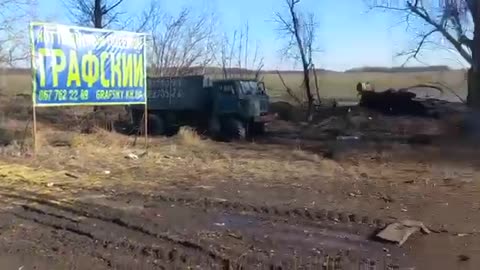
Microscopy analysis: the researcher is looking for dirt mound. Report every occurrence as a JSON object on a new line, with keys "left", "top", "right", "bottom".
{"left": 299, "top": 105, "right": 461, "bottom": 143}
{"left": 269, "top": 101, "right": 305, "bottom": 121}
{"left": 0, "top": 127, "right": 14, "bottom": 146}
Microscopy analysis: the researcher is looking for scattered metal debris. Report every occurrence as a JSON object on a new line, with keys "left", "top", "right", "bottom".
{"left": 376, "top": 220, "right": 431, "bottom": 246}
{"left": 65, "top": 172, "right": 79, "bottom": 179}
{"left": 458, "top": 254, "right": 470, "bottom": 262}
{"left": 125, "top": 153, "right": 139, "bottom": 160}
{"left": 356, "top": 82, "right": 448, "bottom": 117}
{"left": 336, "top": 135, "right": 360, "bottom": 141}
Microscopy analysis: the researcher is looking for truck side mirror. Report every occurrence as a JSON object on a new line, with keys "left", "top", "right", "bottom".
{"left": 257, "top": 82, "right": 266, "bottom": 94}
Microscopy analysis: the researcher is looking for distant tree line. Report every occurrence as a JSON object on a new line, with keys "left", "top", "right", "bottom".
{"left": 345, "top": 66, "right": 452, "bottom": 73}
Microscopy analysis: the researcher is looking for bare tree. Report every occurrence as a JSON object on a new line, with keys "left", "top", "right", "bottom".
{"left": 0, "top": 0, "right": 35, "bottom": 66}
{"left": 275, "top": 0, "right": 318, "bottom": 120}
{"left": 65, "top": 0, "right": 157, "bottom": 32}
{"left": 0, "top": 0, "right": 37, "bottom": 98}
{"left": 65, "top": 0, "right": 125, "bottom": 28}
{"left": 146, "top": 8, "right": 218, "bottom": 77}
{"left": 65, "top": 0, "right": 124, "bottom": 113}
{"left": 369, "top": 0, "right": 480, "bottom": 108}
{"left": 218, "top": 23, "right": 264, "bottom": 80}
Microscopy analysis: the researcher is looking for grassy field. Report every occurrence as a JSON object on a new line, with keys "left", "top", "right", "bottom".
{"left": 0, "top": 68, "right": 468, "bottom": 103}
{"left": 262, "top": 70, "right": 467, "bottom": 103}
{"left": 0, "top": 70, "right": 32, "bottom": 96}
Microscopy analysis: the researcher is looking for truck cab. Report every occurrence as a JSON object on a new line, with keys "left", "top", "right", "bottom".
{"left": 208, "top": 79, "right": 273, "bottom": 139}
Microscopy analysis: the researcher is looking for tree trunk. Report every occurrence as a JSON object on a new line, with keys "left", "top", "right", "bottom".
{"left": 93, "top": 0, "right": 102, "bottom": 113}
{"left": 94, "top": 0, "right": 103, "bottom": 28}
{"left": 468, "top": 0, "right": 480, "bottom": 109}
{"left": 467, "top": 68, "right": 480, "bottom": 108}
{"left": 467, "top": 37, "right": 480, "bottom": 108}
{"left": 312, "top": 65, "right": 321, "bottom": 105}
{"left": 303, "top": 67, "right": 314, "bottom": 121}
{"left": 288, "top": 1, "right": 314, "bottom": 121}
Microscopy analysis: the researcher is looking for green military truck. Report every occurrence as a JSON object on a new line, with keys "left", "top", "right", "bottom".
{"left": 129, "top": 75, "right": 274, "bottom": 140}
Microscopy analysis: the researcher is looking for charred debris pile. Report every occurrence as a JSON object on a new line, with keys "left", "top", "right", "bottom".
{"left": 355, "top": 82, "right": 465, "bottom": 118}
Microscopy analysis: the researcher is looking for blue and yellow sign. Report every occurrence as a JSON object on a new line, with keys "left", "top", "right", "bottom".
{"left": 30, "top": 23, "right": 147, "bottom": 106}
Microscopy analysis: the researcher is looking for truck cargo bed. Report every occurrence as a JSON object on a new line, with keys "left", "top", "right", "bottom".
{"left": 146, "top": 75, "right": 211, "bottom": 111}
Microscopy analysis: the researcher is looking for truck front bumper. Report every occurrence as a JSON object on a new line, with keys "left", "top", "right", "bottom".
{"left": 254, "top": 113, "right": 277, "bottom": 123}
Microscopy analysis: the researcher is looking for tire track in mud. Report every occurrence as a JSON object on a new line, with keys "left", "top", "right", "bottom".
{"left": 1, "top": 193, "right": 286, "bottom": 269}
{"left": 142, "top": 193, "right": 392, "bottom": 231}
{"left": 129, "top": 192, "right": 408, "bottom": 269}
{"left": 10, "top": 202, "right": 229, "bottom": 269}
{"left": 2, "top": 188, "right": 392, "bottom": 230}
{"left": 21, "top": 204, "right": 81, "bottom": 223}
{"left": 0, "top": 191, "right": 408, "bottom": 269}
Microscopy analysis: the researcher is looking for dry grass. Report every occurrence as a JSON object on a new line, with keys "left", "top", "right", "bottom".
{"left": 0, "top": 126, "right": 353, "bottom": 194}
{"left": 291, "top": 148, "right": 321, "bottom": 162}
{"left": 33, "top": 128, "right": 129, "bottom": 151}
{"left": 71, "top": 128, "right": 132, "bottom": 148}
{"left": 174, "top": 126, "right": 205, "bottom": 147}
{"left": 0, "top": 161, "right": 72, "bottom": 187}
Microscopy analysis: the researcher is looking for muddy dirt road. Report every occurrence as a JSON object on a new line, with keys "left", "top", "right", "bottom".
{"left": 0, "top": 187, "right": 415, "bottom": 270}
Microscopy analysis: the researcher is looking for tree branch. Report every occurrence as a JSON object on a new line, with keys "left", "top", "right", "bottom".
{"left": 398, "top": 28, "right": 438, "bottom": 64}
{"left": 103, "top": 0, "right": 123, "bottom": 14}
{"left": 406, "top": 0, "right": 473, "bottom": 64}
{"left": 370, "top": 0, "right": 473, "bottom": 65}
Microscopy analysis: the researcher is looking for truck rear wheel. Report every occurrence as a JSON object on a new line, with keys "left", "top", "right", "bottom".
{"left": 147, "top": 113, "right": 165, "bottom": 135}
{"left": 163, "top": 112, "right": 179, "bottom": 136}
{"left": 130, "top": 109, "right": 144, "bottom": 134}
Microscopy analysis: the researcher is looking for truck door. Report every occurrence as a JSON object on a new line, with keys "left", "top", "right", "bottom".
{"left": 214, "top": 81, "right": 239, "bottom": 115}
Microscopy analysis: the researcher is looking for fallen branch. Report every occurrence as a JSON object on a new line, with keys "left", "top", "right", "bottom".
{"left": 311, "top": 64, "right": 321, "bottom": 105}
{"left": 425, "top": 81, "right": 466, "bottom": 104}
{"left": 403, "top": 83, "right": 444, "bottom": 94}
{"left": 403, "top": 82, "right": 466, "bottom": 104}
{"left": 276, "top": 70, "right": 302, "bottom": 105}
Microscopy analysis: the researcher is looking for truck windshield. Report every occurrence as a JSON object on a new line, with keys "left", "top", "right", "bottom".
{"left": 239, "top": 81, "right": 262, "bottom": 95}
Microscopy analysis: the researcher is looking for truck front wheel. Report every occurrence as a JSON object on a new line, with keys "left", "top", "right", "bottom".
{"left": 223, "top": 118, "right": 246, "bottom": 140}
{"left": 208, "top": 116, "right": 221, "bottom": 138}
{"left": 251, "top": 122, "right": 265, "bottom": 136}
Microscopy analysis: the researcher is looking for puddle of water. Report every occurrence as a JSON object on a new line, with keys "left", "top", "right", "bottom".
{"left": 213, "top": 212, "right": 412, "bottom": 267}
{"left": 215, "top": 213, "right": 262, "bottom": 228}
